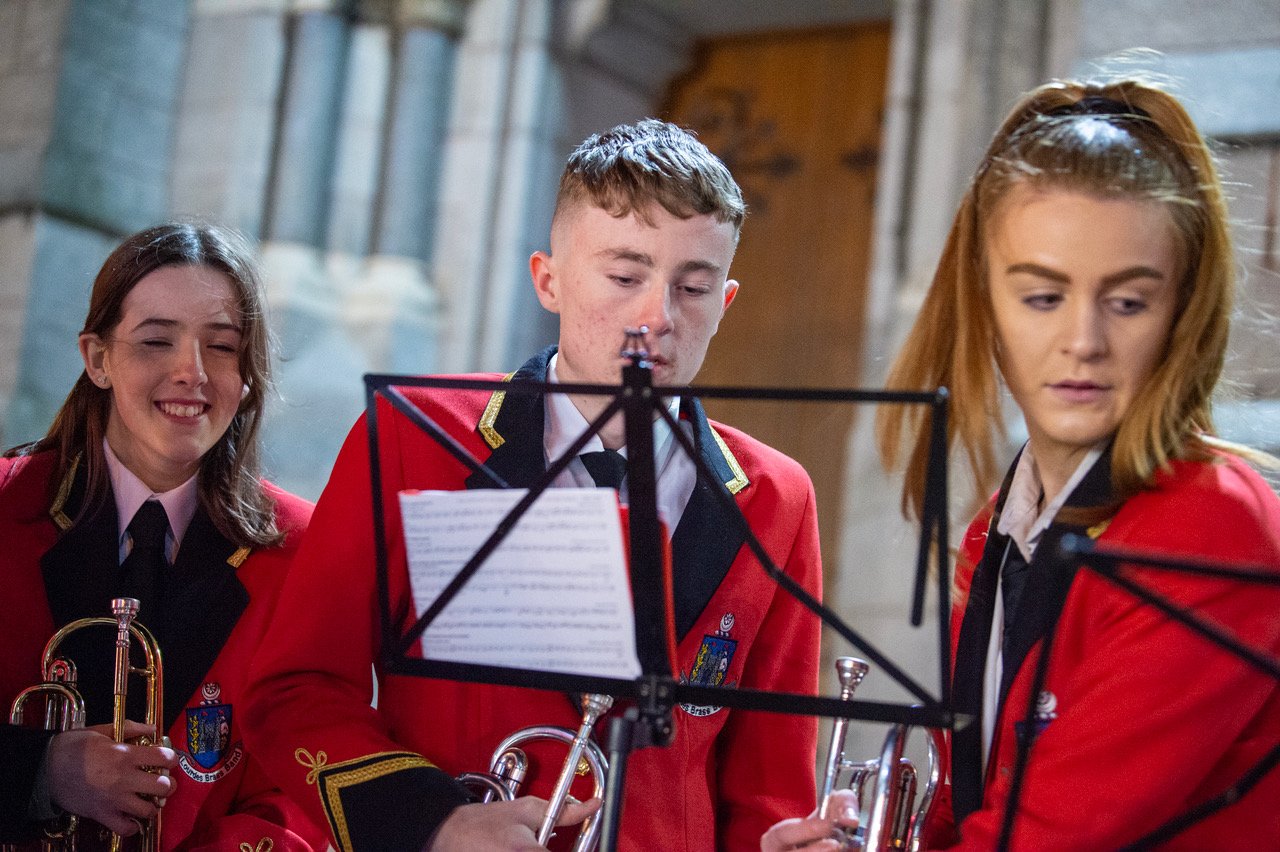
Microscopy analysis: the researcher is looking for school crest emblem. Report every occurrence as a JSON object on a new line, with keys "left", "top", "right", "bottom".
{"left": 679, "top": 612, "right": 738, "bottom": 717}
{"left": 178, "top": 682, "right": 245, "bottom": 782}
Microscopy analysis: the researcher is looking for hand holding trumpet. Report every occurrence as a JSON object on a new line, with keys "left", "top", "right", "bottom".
{"left": 426, "top": 796, "right": 601, "bottom": 852}
{"left": 45, "top": 719, "right": 178, "bottom": 837}
{"left": 760, "top": 789, "right": 860, "bottom": 852}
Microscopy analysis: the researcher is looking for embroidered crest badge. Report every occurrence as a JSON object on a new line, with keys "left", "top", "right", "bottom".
{"left": 179, "top": 682, "right": 245, "bottom": 782}
{"left": 679, "top": 612, "right": 738, "bottom": 717}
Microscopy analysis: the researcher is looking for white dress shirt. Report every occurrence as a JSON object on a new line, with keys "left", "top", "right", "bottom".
{"left": 543, "top": 353, "right": 697, "bottom": 529}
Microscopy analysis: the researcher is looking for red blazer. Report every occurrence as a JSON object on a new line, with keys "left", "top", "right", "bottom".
{"left": 0, "top": 450, "right": 327, "bottom": 852}
{"left": 933, "top": 451, "right": 1280, "bottom": 850}
{"left": 243, "top": 349, "right": 823, "bottom": 852}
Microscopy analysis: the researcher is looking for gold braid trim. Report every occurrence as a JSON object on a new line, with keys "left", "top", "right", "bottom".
{"left": 48, "top": 454, "right": 81, "bottom": 532}
{"left": 48, "top": 453, "right": 255, "bottom": 567}
{"left": 709, "top": 426, "right": 749, "bottom": 495}
{"left": 297, "top": 750, "right": 437, "bottom": 852}
{"left": 478, "top": 371, "right": 517, "bottom": 450}
{"left": 238, "top": 839, "right": 274, "bottom": 852}
{"left": 295, "top": 748, "right": 328, "bottom": 784}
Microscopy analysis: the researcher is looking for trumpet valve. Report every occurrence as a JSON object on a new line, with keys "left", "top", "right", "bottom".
{"left": 492, "top": 747, "right": 529, "bottom": 795}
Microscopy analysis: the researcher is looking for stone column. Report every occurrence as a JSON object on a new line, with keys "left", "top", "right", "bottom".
{"left": 171, "top": 0, "right": 293, "bottom": 237}
{"left": 266, "top": 5, "right": 348, "bottom": 247}
{"left": 255, "top": 0, "right": 350, "bottom": 336}
{"left": 341, "top": 0, "right": 470, "bottom": 378}
{"left": 0, "top": 0, "right": 70, "bottom": 445}
{"left": 373, "top": 0, "right": 469, "bottom": 264}
{"left": 1, "top": 0, "right": 190, "bottom": 445}
{"left": 251, "top": 2, "right": 355, "bottom": 498}
{"left": 431, "top": 0, "right": 692, "bottom": 373}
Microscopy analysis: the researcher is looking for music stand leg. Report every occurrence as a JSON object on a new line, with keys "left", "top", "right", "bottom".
{"left": 600, "top": 711, "right": 640, "bottom": 852}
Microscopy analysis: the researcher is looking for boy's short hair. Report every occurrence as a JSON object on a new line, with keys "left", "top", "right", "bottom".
{"left": 555, "top": 118, "right": 746, "bottom": 235}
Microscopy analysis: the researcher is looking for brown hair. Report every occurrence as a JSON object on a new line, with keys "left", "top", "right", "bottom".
{"left": 554, "top": 118, "right": 746, "bottom": 235}
{"left": 8, "top": 222, "right": 282, "bottom": 547}
{"left": 878, "top": 79, "right": 1236, "bottom": 519}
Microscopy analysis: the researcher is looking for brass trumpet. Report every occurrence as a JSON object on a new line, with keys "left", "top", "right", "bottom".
{"left": 819, "top": 657, "right": 942, "bottom": 852}
{"left": 457, "top": 693, "right": 612, "bottom": 852}
{"left": 8, "top": 597, "right": 168, "bottom": 852}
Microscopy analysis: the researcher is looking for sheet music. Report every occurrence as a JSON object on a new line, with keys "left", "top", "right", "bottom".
{"left": 399, "top": 488, "right": 642, "bottom": 679}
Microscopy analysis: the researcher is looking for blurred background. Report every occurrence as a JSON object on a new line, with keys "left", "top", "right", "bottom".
{"left": 2, "top": 0, "right": 1278, "bottom": 762}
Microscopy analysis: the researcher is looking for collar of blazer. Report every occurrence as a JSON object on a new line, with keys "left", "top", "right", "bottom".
{"left": 41, "top": 451, "right": 252, "bottom": 729}
{"left": 951, "top": 443, "right": 1121, "bottom": 820}
{"left": 49, "top": 453, "right": 251, "bottom": 566}
{"left": 469, "top": 346, "right": 751, "bottom": 641}
{"left": 474, "top": 346, "right": 748, "bottom": 493}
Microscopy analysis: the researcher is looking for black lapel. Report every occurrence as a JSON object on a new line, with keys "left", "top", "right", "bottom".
{"left": 463, "top": 348, "right": 553, "bottom": 491}
{"left": 949, "top": 457, "right": 1019, "bottom": 823}
{"left": 996, "top": 448, "right": 1115, "bottom": 707}
{"left": 41, "top": 466, "right": 120, "bottom": 628}
{"left": 39, "top": 472, "right": 127, "bottom": 728}
{"left": 154, "top": 507, "right": 248, "bottom": 729}
{"left": 37, "top": 469, "right": 248, "bottom": 730}
{"left": 670, "top": 398, "right": 746, "bottom": 641}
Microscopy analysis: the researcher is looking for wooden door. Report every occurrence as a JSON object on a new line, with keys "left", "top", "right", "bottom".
{"left": 663, "top": 23, "right": 891, "bottom": 577}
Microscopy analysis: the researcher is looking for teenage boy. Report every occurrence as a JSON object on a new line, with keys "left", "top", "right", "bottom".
{"left": 243, "top": 119, "right": 822, "bottom": 851}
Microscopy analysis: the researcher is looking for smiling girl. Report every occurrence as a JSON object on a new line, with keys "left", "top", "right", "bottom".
{"left": 0, "top": 223, "right": 324, "bottom": 850}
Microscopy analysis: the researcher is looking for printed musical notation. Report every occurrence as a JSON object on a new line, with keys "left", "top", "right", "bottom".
{"left": 399, "top": 488, "right": 642, "bottom": 678}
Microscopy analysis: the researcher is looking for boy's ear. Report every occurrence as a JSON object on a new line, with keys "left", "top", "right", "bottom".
{"left": 722, "top": 279, "right": 740, "bottom": 312}
{"left": 530, "top": 251, "right": 560, "bottom": 313}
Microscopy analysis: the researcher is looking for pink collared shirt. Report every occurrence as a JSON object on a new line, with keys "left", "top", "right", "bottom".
{"left": 103, "top": 439, "right": 199, "bottom": 565}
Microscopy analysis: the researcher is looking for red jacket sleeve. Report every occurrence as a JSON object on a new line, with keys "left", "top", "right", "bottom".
{"left": 241, "top": 416, "right": 469, "bottom": 852}
{"left": 178, "top": 752, "right": 328, "bottom": 851}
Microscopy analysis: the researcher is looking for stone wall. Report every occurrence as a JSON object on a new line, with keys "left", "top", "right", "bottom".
{"left": 1, "top": 0, "right": 189, "bottom": 447}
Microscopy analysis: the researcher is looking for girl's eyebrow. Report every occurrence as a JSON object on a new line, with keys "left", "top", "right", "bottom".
{"left": 1004, "top": 262, "right": 1167, "bottom": 286}
{"left": 130, "top": 317, "right": 243, "bottom": 334}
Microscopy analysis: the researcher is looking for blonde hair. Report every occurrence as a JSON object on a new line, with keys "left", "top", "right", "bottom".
{"left": 877, "top": 79, "right": 1236, "bottom": 519}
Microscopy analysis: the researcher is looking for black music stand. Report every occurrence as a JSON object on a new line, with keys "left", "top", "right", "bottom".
{"left": 993, "top": 535, "right": 1280, "bottom": 851}
{"left": 365, "top": 332, "right": 963, "bottom": 850}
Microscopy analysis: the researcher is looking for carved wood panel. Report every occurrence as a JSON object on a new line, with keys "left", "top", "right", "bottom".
{"left": 663, "top": 23, "right": 891, "bottom": 577}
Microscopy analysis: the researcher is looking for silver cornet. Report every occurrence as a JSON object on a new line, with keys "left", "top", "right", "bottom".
{"left": 819, "top": 657, "right": 942, "bottom": 852}
{"left": 457, "top": 693, "right": 612, "bottom": 851}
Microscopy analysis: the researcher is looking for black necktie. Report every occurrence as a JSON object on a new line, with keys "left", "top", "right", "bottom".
{"left": 1001, "top": 545, "right": 1031, "bottom": 638}
{"left": 121, "top": 500, "right": 169, "bottom": 619}
{"left": 579, "top": 449, "right": 628, "bottom": 490}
